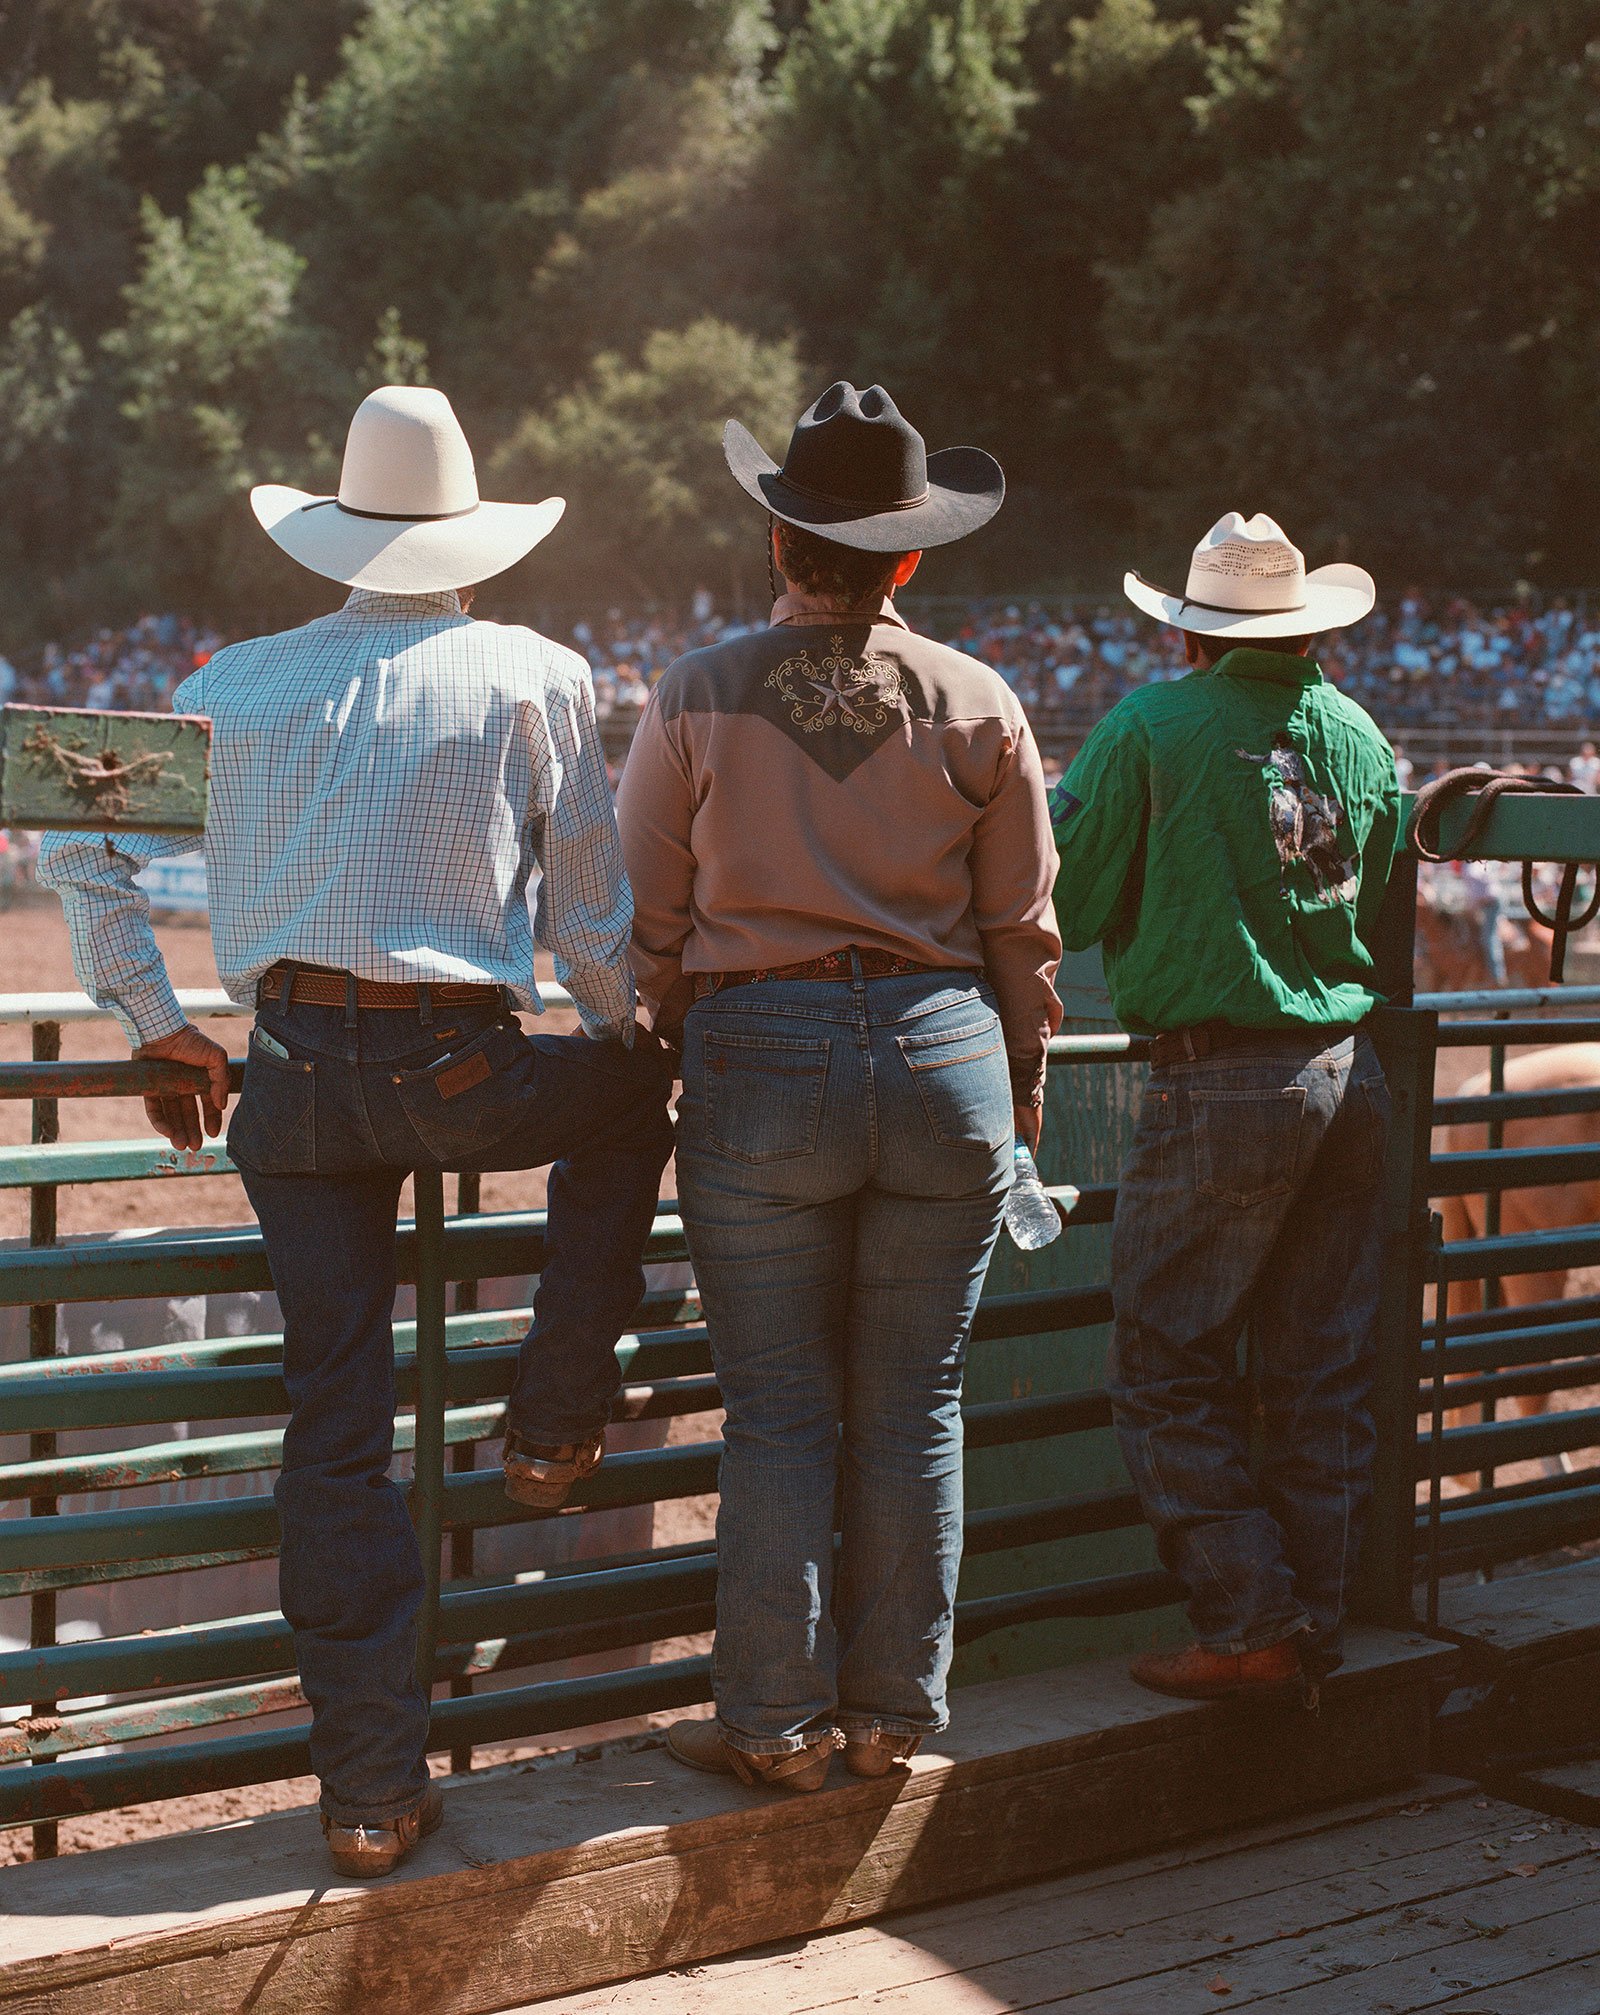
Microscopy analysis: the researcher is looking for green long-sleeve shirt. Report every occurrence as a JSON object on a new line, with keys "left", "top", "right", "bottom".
{"left": 1050, "top": 648, "right": 1401, "bottom": 1035}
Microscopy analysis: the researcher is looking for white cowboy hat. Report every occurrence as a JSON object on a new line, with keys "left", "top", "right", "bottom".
{"left": 250, "top": 385, "right": 565, "bottom": 593}
{"left": 1124, "top": 512, "right": 1375, "bottom": 639}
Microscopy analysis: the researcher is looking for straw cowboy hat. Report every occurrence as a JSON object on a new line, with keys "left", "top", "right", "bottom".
{"left": 1124, "top": 512, "right": 1375, "bottom": 639}
{"left": 723, "top": 380, "right": 1004, "bottom": 552}
{"left": 251, "top": 385, "right": 565, "bottom": 593}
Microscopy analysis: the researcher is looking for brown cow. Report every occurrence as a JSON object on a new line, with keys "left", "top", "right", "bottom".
{"left": 1437, "top": 1042, "right": 1600, "bottom": 1477}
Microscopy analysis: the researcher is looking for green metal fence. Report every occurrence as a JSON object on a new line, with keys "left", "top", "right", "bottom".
{"left": 7, "top": 786, "right": 1600, "bottom": 1856}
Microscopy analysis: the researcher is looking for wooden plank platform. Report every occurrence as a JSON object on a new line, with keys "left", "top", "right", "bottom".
{"left": 1436, "top": 1557, "right": 1600, "bottom": 1769}
{"left": 0, "top": 1628, "right": 1451, "bottom": 2015}
{"left": 1437, "top": 1555, "right": 1600, "bottom": 1665}
{"left": 531, "top": 1778, "right": 1600, "bottom": 2012}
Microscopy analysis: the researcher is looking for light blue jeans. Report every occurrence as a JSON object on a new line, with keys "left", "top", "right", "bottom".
{"left": 676, "top": 967, "right": 1014, "bottom": 1756}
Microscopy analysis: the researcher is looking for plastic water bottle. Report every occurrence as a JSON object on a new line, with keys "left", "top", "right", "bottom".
{"left": 1004, "top": 1142, "right": 1064, "bottom": 1251}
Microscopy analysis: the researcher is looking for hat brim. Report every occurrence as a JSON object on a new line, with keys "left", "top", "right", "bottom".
{"left": 1123, "top": 562, "right": 1376, "bottom": 638}
{"left": 250, "top": 487, "right": 566, "bottom": 593}
{"left": 723, "top": 420, "right": 1003, "bottom": 552}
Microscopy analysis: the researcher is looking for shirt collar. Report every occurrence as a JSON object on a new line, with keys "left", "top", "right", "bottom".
{"left": 341, "top": 587, "right": 464, "bottom": 620}
{"left": 1212, "top": 646, "right": 1323, "bottom": 687}
{"left": 769, "top": 593, "right": 909, "bottom": 632}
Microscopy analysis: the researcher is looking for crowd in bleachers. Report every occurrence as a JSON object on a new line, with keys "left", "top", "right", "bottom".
{"left": 0, "top": 614, "right": 221, "bottom": 717}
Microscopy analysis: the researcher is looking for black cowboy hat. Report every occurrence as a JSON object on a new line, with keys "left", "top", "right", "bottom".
{"left": 722, "top": 381, "right": 1004, "bottom": 552}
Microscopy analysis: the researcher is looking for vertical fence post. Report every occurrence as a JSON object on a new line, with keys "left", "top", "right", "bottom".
{"left": 1478, "top": 1023, "right": 1506, "bottom": 1510}
{"left": 449, "top": 1170, "right": 480, "bottom": 1775}
{"left": 411, "top": 1171, "right": 447, "bottom": 1703}
{"left": 27, "top": 1018, "right": 60, "bottom": 1861}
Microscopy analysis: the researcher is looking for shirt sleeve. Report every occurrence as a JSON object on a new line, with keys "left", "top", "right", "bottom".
{"left": 1051, "top": 706, "right": 1151, "bottom": 953}
{"left": 33, "top": 669, "right": 211, "bottom": 1047}
{"left": 970, "top": 712, "right": 1064, "bottom": 1105}
{"left": 530, "top": 657, "right": 637, "bottom": 1042}
{"left": 614, "top": 688, "right": 698, "bottom": 1033}
{"left": 34, "top": 829, "right": 195, "bottom": 1044}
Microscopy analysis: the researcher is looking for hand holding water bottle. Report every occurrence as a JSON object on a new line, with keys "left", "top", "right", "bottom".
{"left": 1003, "top": 1101, "right": 1070, "bottom": 1251}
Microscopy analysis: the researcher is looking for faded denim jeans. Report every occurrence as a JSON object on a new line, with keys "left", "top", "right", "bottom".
{"left": 675, "top": 967, "right": 1013, "bottom": 1756}
{"left": 1107, "top": 1030, "right": 1390, "bottom": 1670}
{"left": 228, "top": 989, "right": 674, "bottom": 1826}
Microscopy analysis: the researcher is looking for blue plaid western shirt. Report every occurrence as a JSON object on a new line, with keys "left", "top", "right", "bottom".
{"left": 38, "top": 589, "right": 637, "bottom": 1044}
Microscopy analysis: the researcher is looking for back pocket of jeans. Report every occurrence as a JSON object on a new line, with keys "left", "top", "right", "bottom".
{"left": 897, "top": 1015, "right": 1010, "bottom": 1150}
{"left": 703, "top": 1030, "right": 829, "bottom": 1163}
{"left": 227, "top": 1033, "right": 316, "bottom": 1174}
{"left": 393, "top": 1019, "right": 527, "bottom": 1164}
{"left": 1191, "top": 1087, "right": 1307, "bottom": 1208}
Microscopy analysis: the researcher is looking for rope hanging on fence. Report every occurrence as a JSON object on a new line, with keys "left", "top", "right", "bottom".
{"left": 1407, "top": 767, "right": 1600, "bottom": 984}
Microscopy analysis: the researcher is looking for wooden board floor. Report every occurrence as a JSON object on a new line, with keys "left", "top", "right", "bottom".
{"left": 530, "top": 1778, "right": 1600, "bottom": 2014}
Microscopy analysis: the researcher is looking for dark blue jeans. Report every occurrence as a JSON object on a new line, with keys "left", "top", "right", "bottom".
{"left": 228, "top": 993, "right": 674, "bottom": 1825}
{"left": 1107, "top": 1030, "right": 1390, "bottom": 1669}
{"left": 676, "top": 970, "right": 1013, "bottom": 1755}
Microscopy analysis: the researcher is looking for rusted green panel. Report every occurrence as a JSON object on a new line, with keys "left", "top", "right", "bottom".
{"left": 0, "top": 1138, "right": 237, "bottom": 1188}
{"left": 0, "top": 703, "right": 209, "bottom": 834}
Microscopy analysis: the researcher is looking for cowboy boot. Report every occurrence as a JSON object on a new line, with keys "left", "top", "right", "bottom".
{"left": 1128, "top": 1637, "right": 1303, "bottom": 1702}
{"left": 321, "top": 1783, "right": 444, "bottom": 1880}
{"left": 843, "top": 1729, "right": 922, "bottom": 1779}
{"left": 665, "top": 1716, "right": 841, "bottom": 1793}
{"left": 502, "top": 1428, "right": 605, "bottom": 1508}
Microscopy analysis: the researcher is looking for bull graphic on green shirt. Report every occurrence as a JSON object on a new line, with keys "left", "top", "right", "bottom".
{"left": 1235, "top": 731, "right": 1359, "bottom": 908}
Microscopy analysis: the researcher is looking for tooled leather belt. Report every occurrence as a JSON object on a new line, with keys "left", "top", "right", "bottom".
{"left": 693, "top": 946, "right": 961, "bottom": 999}
{"left": 258, "top": 961, "right": 506, "bottom": 1011}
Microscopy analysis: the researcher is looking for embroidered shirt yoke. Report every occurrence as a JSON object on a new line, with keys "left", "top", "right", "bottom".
{"left": 616, "top": 606, "right": 1062, "bottom": 1094}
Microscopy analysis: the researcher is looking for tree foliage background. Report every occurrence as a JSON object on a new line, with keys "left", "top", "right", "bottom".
{"left": 0, "top": 0, "right": 1595, "bottom": 643}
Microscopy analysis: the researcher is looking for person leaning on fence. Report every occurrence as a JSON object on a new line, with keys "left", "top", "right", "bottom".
{"left": 37, "top": 387, "right": 674, "bottom": 1878}
{"left": 616, "top": 381, "right": 1062, "bottom": 1792}
{"left": 1051, "top": 513, "right": 1402, "bottom": 1703}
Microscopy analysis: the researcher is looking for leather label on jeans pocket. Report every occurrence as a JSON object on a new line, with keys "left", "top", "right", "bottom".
{"left": 436, "top": 1051, "right": 493, "bottom": 1100}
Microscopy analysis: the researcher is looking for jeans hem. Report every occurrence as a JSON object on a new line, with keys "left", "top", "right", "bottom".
{"left": 836, "top": 1714, "right": 946, "bottom": 1739}
{"left": 319, "top": 1779, "right": 432, "bottom": 1829}
{"left": 1202, "top": 1620, "right": 1312, "bottom": 1658}
{"left": 716, "top": 1718, "right": 837, "bottom": 1758}
{"left": 503, "top": 1412, "right": 610, "bottom": 1446}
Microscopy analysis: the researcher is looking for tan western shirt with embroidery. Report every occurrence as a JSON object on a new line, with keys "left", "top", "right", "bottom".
{"left": 615, "top": 600, "right": 1062, "bottom": 1100}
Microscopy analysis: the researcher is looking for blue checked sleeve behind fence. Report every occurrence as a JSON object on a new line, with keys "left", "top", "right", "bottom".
{"left": 38, "top": 589, "right": 638, "bottom": 1045}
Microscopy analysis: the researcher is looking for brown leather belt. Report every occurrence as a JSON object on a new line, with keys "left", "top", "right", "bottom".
{"left": 694, "top": 947, "right": 958, "bottom": 1000}
{"left": 1149, "top": 1022, "right": 1360, "bottom": 1067}
{"left": 258, "top": 962, "right": 506, "bottom": 1011}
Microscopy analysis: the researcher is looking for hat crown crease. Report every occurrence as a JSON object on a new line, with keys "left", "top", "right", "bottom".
{"left": 782, "top": 379, "right": 929, "bottom": 509}
{"left": 1184, "top": 510, "right": 1306, "bottom": 612}
{"left": 337, "top": 385, "right": 480, "bottom": 520}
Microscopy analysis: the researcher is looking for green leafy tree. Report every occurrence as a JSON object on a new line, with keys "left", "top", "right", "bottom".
{"left": 1103, "top": 0, "right": 1600, "bottom": 584}
{"left": 102, "top": 168, "right": 341, "bottom": 626}
{"left": 492, "top": 317, "right": 802, "bottom": 604}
